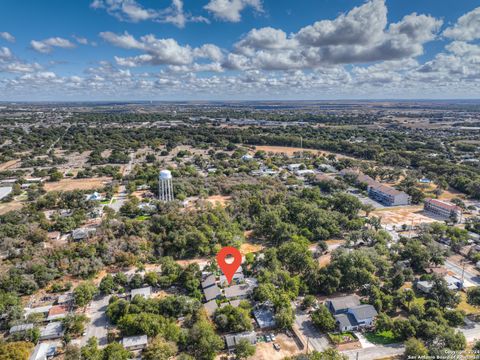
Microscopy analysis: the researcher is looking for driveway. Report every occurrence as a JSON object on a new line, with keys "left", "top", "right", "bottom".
{"left": 354, "top": 332, "right": 375, "bottom": 349}
{"left": 81, "top": 295, "right": 111, "bottom": 347}
{"left": 293, "top": 307, "right": 330, "bottom": 352}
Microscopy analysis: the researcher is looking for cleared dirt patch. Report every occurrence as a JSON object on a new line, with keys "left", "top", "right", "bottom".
{"left": 205, "top": 195, "right": 231, "bottom": 207}
{"left": 0, "top": 159, "right": 20, "bottom": 171}
{"left": 44, "top": 177, "right": 112, "bottom": 192}
{"left": 254, "top": 333, "right": 302, "bottom": 360}
{"left": 240, "top": 242, "right": 264, "bottom": 255}
{"left": 0, "top": 200, "right": 23, "bottom": 214}
{"left": 253, "top": 145, "right": 355, "bottom": 159}
{"left": 371, "top": 205, "right": 439, "bottom": 227}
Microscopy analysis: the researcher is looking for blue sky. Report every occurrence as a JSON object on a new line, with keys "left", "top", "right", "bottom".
{"left": 0, "top": 0, "right": 479, "bottom": 100}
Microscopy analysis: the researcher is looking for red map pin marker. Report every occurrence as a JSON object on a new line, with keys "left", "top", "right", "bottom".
{"left": 216, "top": 247, "right": 242, "bottom": 285}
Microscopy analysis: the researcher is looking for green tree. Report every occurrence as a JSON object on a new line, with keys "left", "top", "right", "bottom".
{"left": 74, "top": 282, "right": 98, "bottom": 307}
{"left": 0, "top": 341, "right": 34, "bottom": 360}
{"left": 143, "top": 336, "right": 178, "bottom": 360}
{"left": 99, "top": 275, "right": 116, "bottom": 295}
{"left": 187, "top": 317, "right": 223, "bottom": 360}
{"left": 311, "top": 305, "right": 336, "bottom": 332}
{"left": 102, "top": 343, "right": 132, "bottom": 360}
{"left": 404, "top": 338, "right": 428, "bottom": 358}
{"left": 467, "top": 287, "right": 480, "bottom": 306}
{"left": 234, "top": 338, "right": 256, "bottom": 360}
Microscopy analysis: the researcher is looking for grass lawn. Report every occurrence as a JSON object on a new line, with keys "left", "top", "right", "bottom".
{"left": 457, "top": 292, "right": 480, "bottom": 315}
{"left": 328, "top": 332, "right": 357, "bottom": 344}
{"left": 365, "top": 330, "right": 400, "bottom": 345}
{"left": 135, "top": 215, "right": 151, "bottom": 221}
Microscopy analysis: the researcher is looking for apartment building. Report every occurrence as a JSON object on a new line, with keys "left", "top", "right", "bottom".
{"left": 424, "top": 198, "right": 463, "bottom": 222}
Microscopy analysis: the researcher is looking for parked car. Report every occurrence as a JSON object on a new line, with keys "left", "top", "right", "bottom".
{"left": 273, "top": 343, "right": 281, "bottom": 351}
{"left": 270, "top": 333, "right": 276, "bottom": 341}
{"left": 265, "top": 334, "right": 272, "bottom": 342}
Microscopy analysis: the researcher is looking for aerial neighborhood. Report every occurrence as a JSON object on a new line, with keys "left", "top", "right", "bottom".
{"left": 1, "top": 1, "right": 480, "bottom": 358}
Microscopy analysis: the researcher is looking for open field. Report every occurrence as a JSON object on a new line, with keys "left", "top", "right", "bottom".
{"left": 44, "top": 177, "right": 112, "bottom": 192}
{"left": 252, "top": 145, "right": 355, "bottom": 159}
{"left": 371, "top": 205, "right": 440, "bottom": 226}
{"left": 0, "top": 200, "right": 23, "bottom": 215}
{"left": 0, "top": 159, "right": 20, "bottom": 171}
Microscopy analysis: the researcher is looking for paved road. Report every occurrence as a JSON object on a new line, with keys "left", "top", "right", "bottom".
{"left": 107, "top": 185, "right": 127, "bottom": 213}
{"left": 293, "top": 307, "right": 330, "bottom": 352}
{"left": 81, "top": 295, "right": 111, "bottom": 347}
{"left": 445, "top": 259, "right": 480, "bottom": 286}
{"left": 342, "top": 343, "right": 405, "bottom": 360}
{"left": 341, "top": 323, "right": 480, "bottom": 360}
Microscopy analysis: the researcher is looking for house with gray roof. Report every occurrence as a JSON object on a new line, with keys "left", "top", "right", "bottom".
{"left": 202, "top": 273, "right": 216, "bottom": 289}
{"left": 204, "top": 284, "right": 222, "bottom": 302}
{"left": 204, "top": 299, "right": 218, "bottom": 317}
{"left": 224, "top": 284, "right": 252, "bottom": 299}
{"left": 326, "top": 295, "right": 378, "bottom": 332}
{"left": 10, "top": 323, "right": 34, "bottom": 335}
{"left": 40, "top": 322, "right": 64, "bottom": 340}
{"left": 122, "top": 335, "right": 148, "bottom": 351}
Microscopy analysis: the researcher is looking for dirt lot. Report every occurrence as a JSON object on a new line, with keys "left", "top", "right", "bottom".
{"left": 370, "top": 205, "right": 439, "bottom": 227}
{"left": 0, "top": 159, "right": 20, "bottom": 171}
{"left": 240, "top": 242, "right": 264, "bottom": 255}
{"left": 252, "top": 145, "right": 355, "bottom": 159}
{"left": 0, "top": 200, "right": 23, "bottom": 214}
{"left": 206, "top": 195, "right": 231, "bottom": 207}
{"left": 252, "top": 333, "right": 302, "bottom": 360}
{"left": 44, "top": 177, "right": 112, "bottom": 192}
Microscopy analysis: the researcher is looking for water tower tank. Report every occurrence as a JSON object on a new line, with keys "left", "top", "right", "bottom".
{"left": 159, "top": 169, "right": 172, "bottom": 179}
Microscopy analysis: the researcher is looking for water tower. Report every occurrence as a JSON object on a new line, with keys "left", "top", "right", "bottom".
{"left": 159, "top": 170, "right": 174, "bottom": 202}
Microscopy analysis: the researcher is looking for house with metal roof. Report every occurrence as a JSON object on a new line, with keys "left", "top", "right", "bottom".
{"left": 47, "top": 305, "right": 68, "bottom": 321}
{"left": 40, "top": 322, "right": 64, "bottom": 340}
{"left": 253, "top": 307, "right": 276, "bottom": 329}
{"left": 122, "top": 335, "right": 148, "bottom": 351}
{"left": 131, "top": 286, "right": 152, "bottom": 299}
{"left": 29, "top": 342, "right": 58, "bottom": 360}
{"left": 224, "top": 331, "right": 257, "bottom": 352}
{"left": 9, "top": 323, "right": 34, "bottom": 335}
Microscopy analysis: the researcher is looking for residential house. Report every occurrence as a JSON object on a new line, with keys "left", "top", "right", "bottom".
{"left": 204, "top": 285, "right": 222, "bottom": 302}
{"left": 225, "top": 284, "right": 253, "bottom": 300}
{"left": 71, "top": 227, "right": 96, "bottom": 241}
{"left": 24, "top": 305, "right": 52, "bottom": 320}
{"left": 253, "top": 307, "right": 276, "bottom": 329}
{"left": 29, "top": 342, "right": 58, "bottom": 360}
{"left": 122, "top": 335, "right": 148, "bottom": 351}
{"left": 131, "top": 287, "right": 152, "bottom": 299}
{"left": 9, "top": 323, "right": 34, "bottom": 335}
{"left": 325, "top": 295, "right": 377, "bottom": 332}
{"left": 47, "top": 305, "right": 68, "bottom": 322}
{"left": 225, "top": 331, "right": 257, "bottom": 352}
{"left": 40, "top": 322, "right": 64, "bottom": 340}
{"left": 204, "top": 300, "right": 218, "bottom": 317}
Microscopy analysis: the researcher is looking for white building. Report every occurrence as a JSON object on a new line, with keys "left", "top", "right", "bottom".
{"left": 424, "top": 198, "right": 463, "bottom": 222}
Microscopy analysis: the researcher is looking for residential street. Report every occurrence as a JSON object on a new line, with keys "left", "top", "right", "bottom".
{"left": 445, "top": 259, "right": 480, "bottom": 286}
{"left": 293, "top": 307, "right": 330, "bottom": 352}
{"left": 342, "top": 343, "right": 405, "bottom": 360}
{"left": 81, "top": 295, "right": 111, "bottom": 347}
